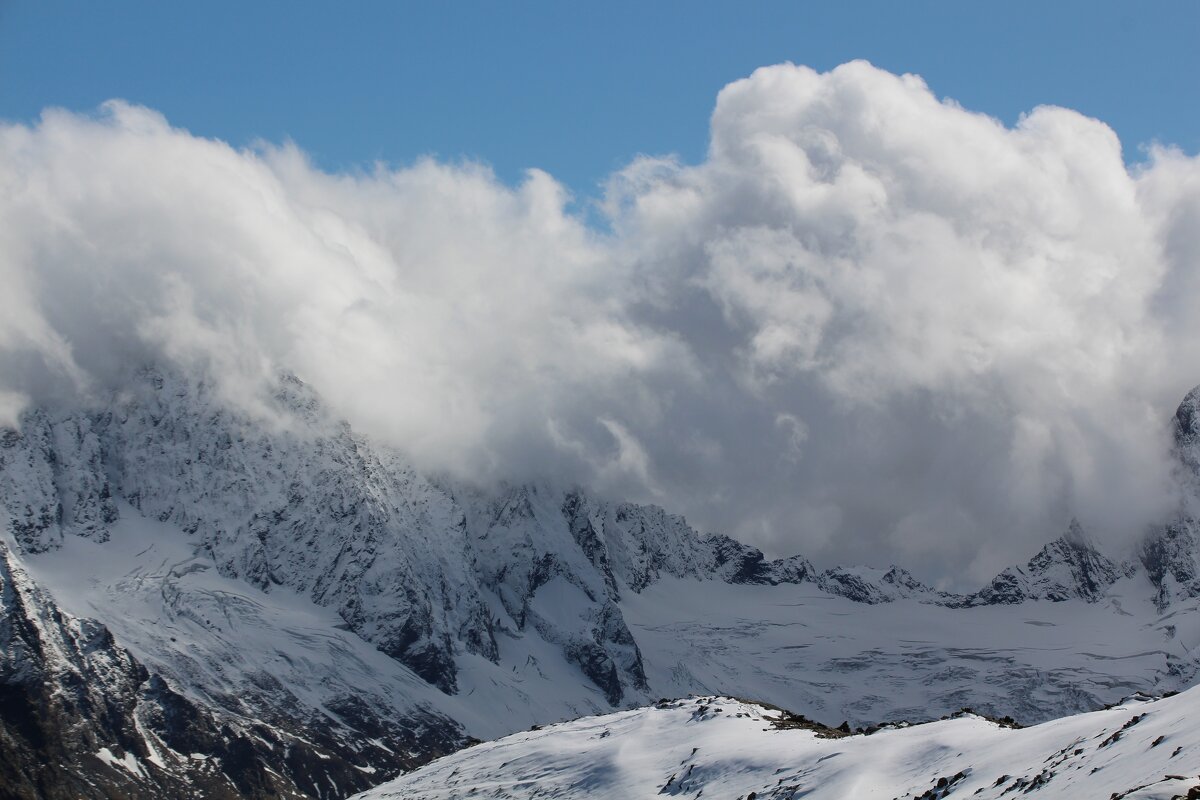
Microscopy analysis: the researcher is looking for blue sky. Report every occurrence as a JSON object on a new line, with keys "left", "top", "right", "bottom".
{"left": 2, "top": 1, "right": 1196, "bottom": 196}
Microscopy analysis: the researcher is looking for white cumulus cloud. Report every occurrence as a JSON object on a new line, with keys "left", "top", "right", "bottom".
{"left": 2, "top": 62, "right": 1200, "bottom": 583}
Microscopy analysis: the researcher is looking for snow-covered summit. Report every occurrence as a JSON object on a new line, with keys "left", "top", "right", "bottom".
{"left": 967, "top": 519, "right": 1133, "bottom": 606}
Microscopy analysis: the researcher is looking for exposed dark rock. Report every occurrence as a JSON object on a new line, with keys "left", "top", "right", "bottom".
{"left": 563, "top": 639, "right": 625, "bottom": 706}
{"left": 709, "top": 534, "right": 814, "bottom": 586}
{"left": 1141, "top": 519, "right": 1200, "bottom": 611}
{"left": 1174, "top": 385, "right": 1200, "bottom": 477}
{"left": 563, "top": 492, "right": 618, "bottom": 595}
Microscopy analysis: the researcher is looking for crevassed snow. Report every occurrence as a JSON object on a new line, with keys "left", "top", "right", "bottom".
{"left": 354, "top": 687, "right": 1200, "bottom": 799}
{"left": 622, "top": 574, "right": 1192, "bottom": 726}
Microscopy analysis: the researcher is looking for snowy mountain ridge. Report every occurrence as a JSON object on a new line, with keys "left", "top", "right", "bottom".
{"left": 5, "top": 366, "right": 1200, "bottom": 797}
{"left": 353, "top": 688, "right": 1200, "bottom": 800}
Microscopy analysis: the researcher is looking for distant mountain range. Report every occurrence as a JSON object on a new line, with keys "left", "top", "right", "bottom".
{"left": 3, "top": 367, "right": 1200, "bottom": 798}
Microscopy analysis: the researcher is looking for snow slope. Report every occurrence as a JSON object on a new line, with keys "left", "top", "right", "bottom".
{"left": 355, "top": 689, "right": 1200, "bottom": 799}
{"left": 0, "top": 531, "right": 457, "bottom": 800}
{"left": 22, "top": 502, "right": 629, "bottom": 744}
{"left": 23, "top": 505, "right": 474, "bottom": 736}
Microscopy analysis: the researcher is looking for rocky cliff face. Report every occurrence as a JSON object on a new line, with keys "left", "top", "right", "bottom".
{"left": 0, "top": 368, "right": 828, "bottom": 710}
{"left": 1135, "top": 386, "right": 1200, "bottom": 612}
{"left": 0, "top": 412, "right": 118, "bottom": 555}
{"left": 708, "top": 533, "right": 815, "bottom": 585}
{"left": 1141, "top": 517, "right": 1200, "bottom": 611}
{"left": 104, "top": 371, "right": 495, "bottom": 695}
{"left": 1173, "top": 384, "right": 1200, "bottom": 479}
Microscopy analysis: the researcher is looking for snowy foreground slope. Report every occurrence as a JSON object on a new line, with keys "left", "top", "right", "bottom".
{"left": 355, "top": 690, "right": 1200, "bottom": 800}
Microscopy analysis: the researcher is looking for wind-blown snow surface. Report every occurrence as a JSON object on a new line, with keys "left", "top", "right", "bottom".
{"left": 354, "top": 690, "right": 1200, "bottom": 799}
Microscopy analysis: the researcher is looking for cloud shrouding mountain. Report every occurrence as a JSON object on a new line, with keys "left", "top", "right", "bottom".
{"left": 2, "top": 61, "right": 1199, "bottom": 583}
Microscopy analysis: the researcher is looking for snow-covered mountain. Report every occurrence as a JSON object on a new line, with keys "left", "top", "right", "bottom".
{"left": 0, "top": 532, "right": 464, "bottom": 800}
{"left": 353, "top": 688, "right": 1200, "bottom": 800}
{"left": 4, "top": 366, "right": 1200, "bottom": 797}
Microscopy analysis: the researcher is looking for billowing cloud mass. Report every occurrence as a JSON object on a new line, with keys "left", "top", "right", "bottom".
{"left": 2, "top": 61, "right": 1200, "bottom": 584}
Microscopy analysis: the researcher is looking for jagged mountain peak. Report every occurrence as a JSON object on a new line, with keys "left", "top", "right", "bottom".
{"left": 707, "top": 533, "right": 815, "bottom": 586}
{"left": 969, "top": 520, "right": 1127, "bottom": 606}
{"left": 815, "top": 563, "right": 948, "bottom": 604}
{"left": 1030, "top": 518, "right": 1107, "bottom": 569}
